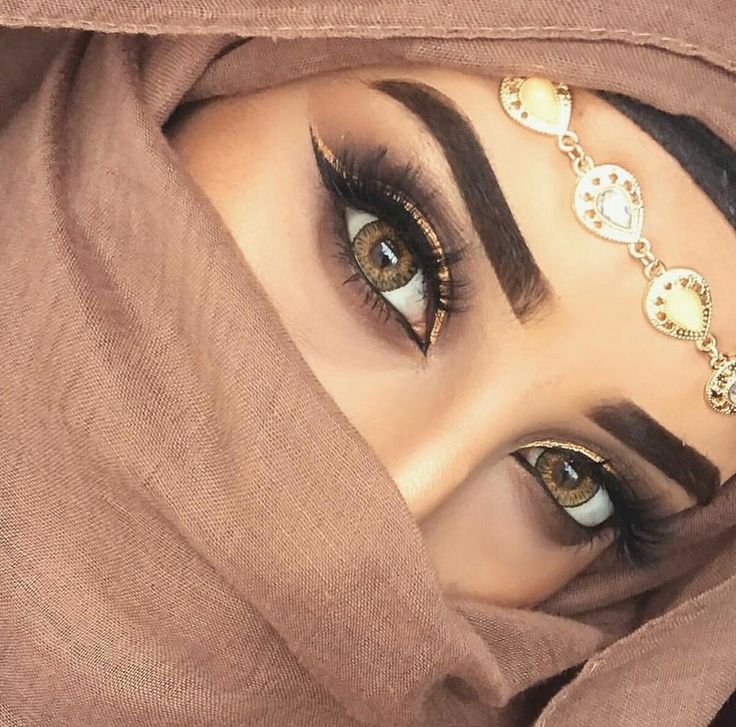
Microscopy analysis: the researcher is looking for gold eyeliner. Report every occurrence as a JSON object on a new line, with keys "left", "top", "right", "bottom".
{"left": 524, "top": 438, "right": 616, "bottom": 474}
{"left": 309, "top": 125, "right": 451, "bottom": 347}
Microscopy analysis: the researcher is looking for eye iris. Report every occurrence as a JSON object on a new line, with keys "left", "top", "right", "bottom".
{"left": 353, "top": 219, "right": 417, "bottom": 292}
{"left": 538, "top": 450, "right": 599, "bottom": 507}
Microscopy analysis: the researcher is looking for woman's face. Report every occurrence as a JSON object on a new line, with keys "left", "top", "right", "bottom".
{"left": 167, "top": 66, "right": 736, "bottom": 607}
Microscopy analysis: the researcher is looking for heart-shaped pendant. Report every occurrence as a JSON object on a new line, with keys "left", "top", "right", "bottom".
{"left": 706, "top": 358, "right": 736, "bottom": 415}
{"left": 573, "top": 164, "right": 644, "bottom": 243}
{"left": 499, "top": 77, "right": 571, "bottom": 136}
{"left": 644, "top": 268, "right": 712, "bottom": 340}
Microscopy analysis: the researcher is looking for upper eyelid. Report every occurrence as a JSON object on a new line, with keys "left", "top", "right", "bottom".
{"left": 521, "top": 433, "right": 656, "bottom": 484}
{"left": 311, "top": 127, "right": 441, "bottom": 244}
{"left": 309, "top": 127, "right": 478, "bottom": 307}
{"left": 520, "top": 437, "right": 657, "bottom": 508}
{"left": 369, "top": 77, "right": 552, "bottom": 322}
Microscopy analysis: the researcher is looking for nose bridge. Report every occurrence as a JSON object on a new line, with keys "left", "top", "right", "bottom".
{"left": 396, "top": 343, "right": 571, "bottom": 523}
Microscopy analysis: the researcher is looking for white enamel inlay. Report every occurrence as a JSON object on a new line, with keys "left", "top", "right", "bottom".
{"left": 564, "top": 487, "right": 614, "bottom": 527}
{"left": 382, "top": 269, "right": 426, "bottom": 325}
{"left": 729, "top": 383, "right": 736, "bottom": 406}
{"left": 345, "top": 206, "right": 378, "bottom": 238}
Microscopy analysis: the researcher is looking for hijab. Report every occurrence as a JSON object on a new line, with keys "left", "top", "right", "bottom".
{"left": 1, "top": 2, "right": 735, "bottom": 725}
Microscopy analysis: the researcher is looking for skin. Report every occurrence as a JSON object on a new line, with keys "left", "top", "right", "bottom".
{"left": 166, "top": 66, "right": 736, "bottom": 607}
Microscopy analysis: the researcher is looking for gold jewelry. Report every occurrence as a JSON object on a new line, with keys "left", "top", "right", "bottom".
{"left": 499, "top": 76, "right": 736, "bottom": 416}
{"left": 525, "top": 439, "right": 611, "bottom": 469}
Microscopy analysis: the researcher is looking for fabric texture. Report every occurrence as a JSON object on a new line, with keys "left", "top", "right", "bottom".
{"left": 0, "top": 2, "right": 734, "bottom": 726}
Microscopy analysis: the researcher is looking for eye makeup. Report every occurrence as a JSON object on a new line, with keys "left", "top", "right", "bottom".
{"left": 512, "top": 438, "right": 670, "bottom": 564}
{"left": 309, "top": 124, "right": 467, "bottom": 353}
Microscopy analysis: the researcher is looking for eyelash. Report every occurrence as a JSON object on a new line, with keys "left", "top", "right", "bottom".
{"left": 512, "top": 444, "right": 669, "bottom": 566}
{"left": 310, "top": 129, "right": 468, "bottom": 352}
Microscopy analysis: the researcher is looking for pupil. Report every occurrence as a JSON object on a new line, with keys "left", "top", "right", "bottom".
{"left": 370, "top": 239, "right": 400, "bottom": 269}
{"left": 555, "top": 458, "right": 580, "bottom": 490}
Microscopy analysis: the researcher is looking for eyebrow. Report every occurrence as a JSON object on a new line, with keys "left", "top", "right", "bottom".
{"left": 370, "top": 78, "right": 551, "bottom": 321}
{"left": 589, "top": 400, "right": 720, "bottom": 504}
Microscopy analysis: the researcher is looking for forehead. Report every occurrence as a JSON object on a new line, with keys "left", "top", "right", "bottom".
{"left": 468, "top": 79, "right": 736, "bottom": 467}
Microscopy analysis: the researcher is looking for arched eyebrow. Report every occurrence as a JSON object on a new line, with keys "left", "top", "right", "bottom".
{"left": 369, "top": 78, "right": 552, "bottom": 322}
{"left": 589, "top": 400, "right": 720, "bottom": 505}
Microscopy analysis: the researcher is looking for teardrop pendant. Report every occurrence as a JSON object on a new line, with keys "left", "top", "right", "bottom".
{"left": 499, "top": 77, "right": 572, "bottom": 136}
{"left": 643, "top": 268, "right": 712, "bottom": 341}
{"left": 573, "top": 164, "right": 644, "bottom": 244}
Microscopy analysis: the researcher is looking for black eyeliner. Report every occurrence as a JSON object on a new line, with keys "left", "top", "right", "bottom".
{"left": 309, "top": 124, "right": 468, "bottom": 353}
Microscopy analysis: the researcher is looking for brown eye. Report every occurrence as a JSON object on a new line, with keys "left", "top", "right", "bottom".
{"left": 536, "top": 449, "right": 599, "bottom": 507}
{"left": 345, "top": 206, "right": 429, "bottom": 335}
{"left": 352, "top": 219, "right": 417, "bottom": 292}
{"left": 519, "top": 445, "right": 615, "bottom": 527}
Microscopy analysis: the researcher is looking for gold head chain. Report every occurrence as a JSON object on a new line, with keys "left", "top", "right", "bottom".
{"left": 499, "top": 77, "right": 736, "bottom": 416}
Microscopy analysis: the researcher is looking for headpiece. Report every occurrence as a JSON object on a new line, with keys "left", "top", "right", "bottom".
{"left": 499, "top": 77, "right": 736, "bottom": 415}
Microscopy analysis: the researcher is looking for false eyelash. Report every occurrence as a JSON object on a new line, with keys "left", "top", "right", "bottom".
{"left": 311, "top": 135, "right": 470, "bottom": 349}
{"left": 594, "top": 463, "right": 671, "bottom": 566}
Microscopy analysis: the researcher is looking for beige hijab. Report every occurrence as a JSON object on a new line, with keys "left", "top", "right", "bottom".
{"left": 1, "top": 2, "right": 735, "bottom": 725}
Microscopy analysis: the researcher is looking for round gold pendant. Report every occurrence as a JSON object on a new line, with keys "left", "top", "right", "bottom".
{"left": 573, "top": 164, "right": 644, "bottom": 243}
{"left": 499, "top": 77, "right": 571, "bottom": 136}
{"left": 644, "top": 268, "right": 712, "bottom": 340}
{"left": 706, "top": 359, "right": 736, "bottom": 415}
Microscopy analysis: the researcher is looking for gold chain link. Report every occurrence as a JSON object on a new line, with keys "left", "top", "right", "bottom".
{"left": 642, "top": 260, "right": 667, "bottom": 280}
{"left": 627, "top": 238, "right": 666, "bottom": 279}
{"left": 695, "top": 334, "right": 727, "bottom": 369}
{"left": 556, "top": 131, "right": 595, "bottom": 176}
